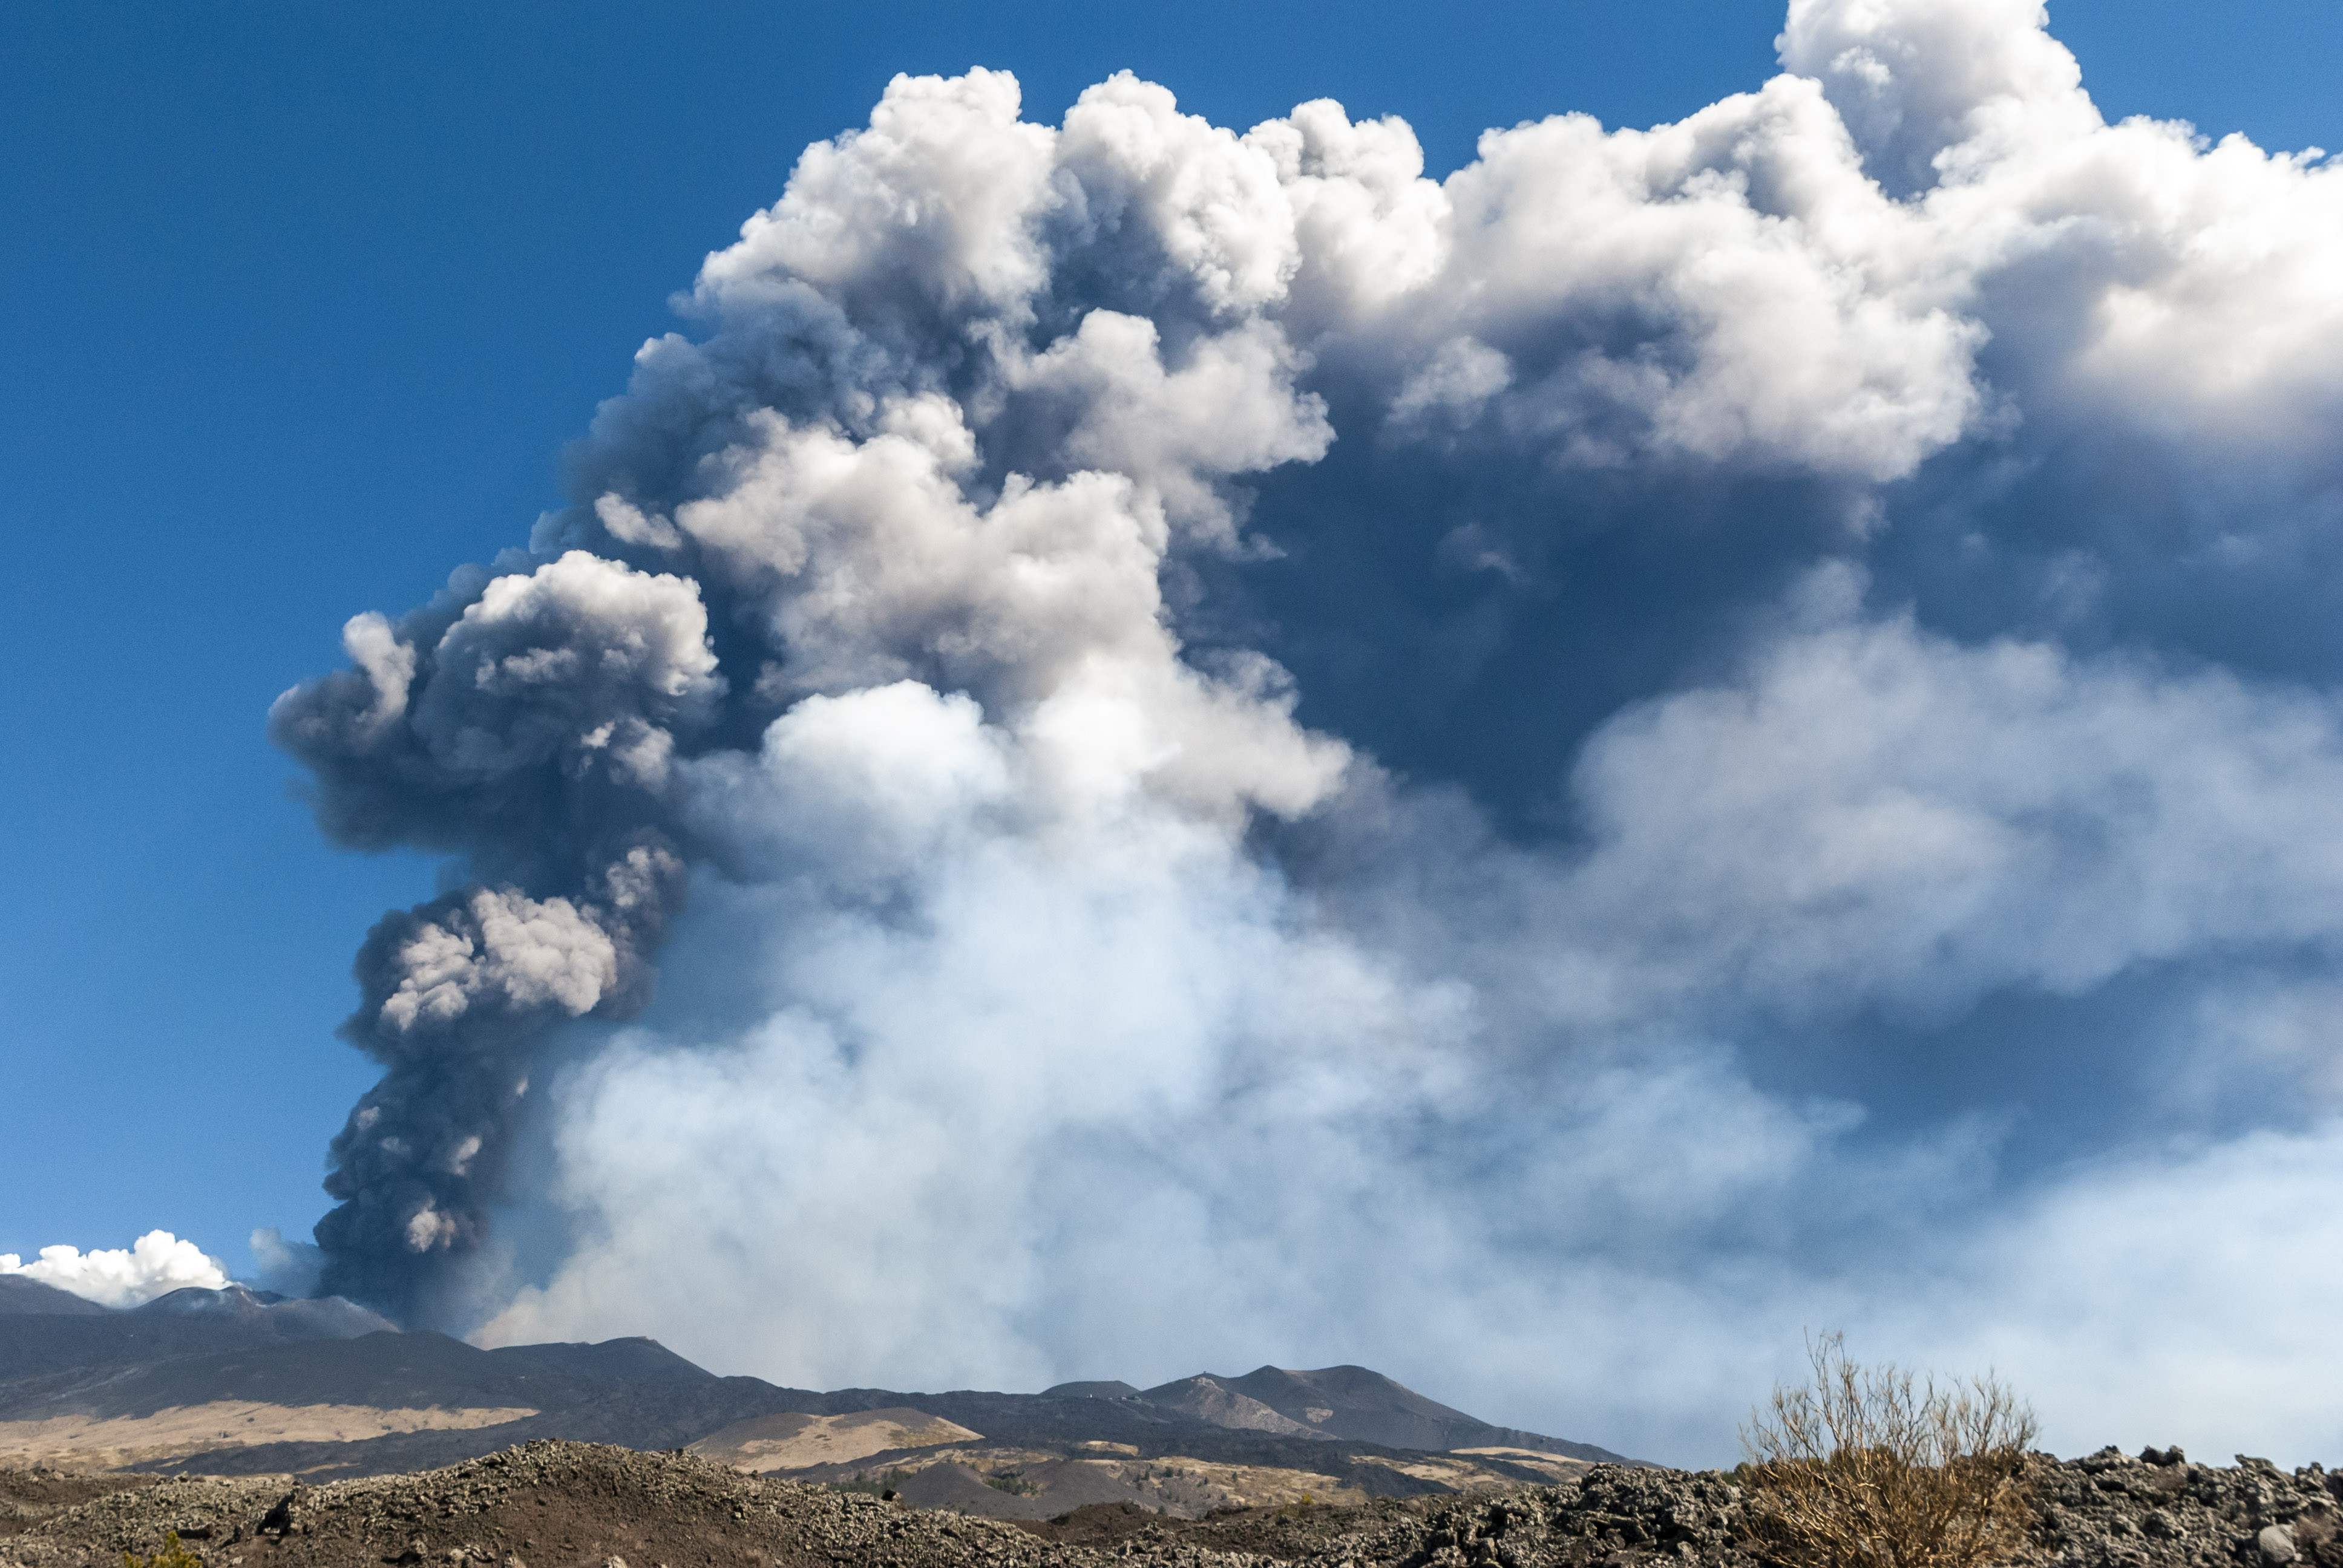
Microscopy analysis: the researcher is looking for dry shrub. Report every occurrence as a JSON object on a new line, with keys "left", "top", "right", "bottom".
{"left": 122, "top": 1532, "right": 202, "bottom": 1568}
{"left": 1740, "top": 1332, "right": 2039, "bottom": 1568}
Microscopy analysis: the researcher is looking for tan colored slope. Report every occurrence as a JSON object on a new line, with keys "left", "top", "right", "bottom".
{"left": 1354, "top": 1449, "right": 1596, "bottom": 1491}
{"left": 0, "top": 1402, "right": 537, "bottom": 1469}
{"left": 1141, "top": 1377, "right": 1323, "bottom": 1438}
{"left": 826, "top": 1443, "right": 1593, "bottom": 1520}
{"left": 687, "top": 1408, "right": 981, "bottom": 1472}
{"left": 1447, "top": 1448, "right": 1598, "bottom": 1485}
{"left": 823, "top": 1443, "right": 1372, "bottom": 1519}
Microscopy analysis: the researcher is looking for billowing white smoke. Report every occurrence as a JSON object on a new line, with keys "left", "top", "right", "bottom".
{"left": 1, "top": 1232, "right": 228, "bottom": 1308}
{"left": 277, "top": 0, "right": 2343, "bottom": 1462}
{"left": 249, "top": 1225, "right": 326, "bottom": 1296}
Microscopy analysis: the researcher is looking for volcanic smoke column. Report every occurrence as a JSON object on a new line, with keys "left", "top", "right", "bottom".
{"left": 270, "top": 0, "right": 2343, "bottom": 1436}
{"left": 257, "top": 23, "right": 2078, "bottom": 1326}
{"left": 270, "top": 555, "right": 713, "bottom": 1319}
{"left": 267, "top": 67, "right": 1362, "bottom": 1323}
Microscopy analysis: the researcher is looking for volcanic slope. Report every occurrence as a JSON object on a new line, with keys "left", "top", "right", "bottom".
{"left": 0, "top": 1324, "right": 819, "bottom": 1476}
{"left": 1132, "top": 1367, "right": 1629, "bottom": 1459}
{"left": 2, "top": 1290, "right": 1635, "bottom": 1500}
{"left": 0, "top": 1287, "right": 396, "bottom": 1394}
{"left": 0, "top": 1285, "right": 105, "bottom": 1320}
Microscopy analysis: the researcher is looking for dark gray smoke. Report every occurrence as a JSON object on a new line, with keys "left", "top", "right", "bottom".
{"left": 271, "top": 554, "right": 710, "bottom": 1319}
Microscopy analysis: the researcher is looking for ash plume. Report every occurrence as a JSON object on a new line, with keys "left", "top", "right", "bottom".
{"left": 278, "top": 0, "right": 2343, "bottom": 1462}
{"left": 271, "top": 554, "right": 705, "bottom": 1319}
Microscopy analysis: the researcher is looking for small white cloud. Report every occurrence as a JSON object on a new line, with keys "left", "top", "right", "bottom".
{"left": 1, "top": 1231, "right": 228, "bottom": 1308}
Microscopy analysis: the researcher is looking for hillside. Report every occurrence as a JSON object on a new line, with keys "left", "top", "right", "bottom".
{"left": 1138, "top": 1367, "right": 1627, "bottom": 1460}
{"left": 0, "top": 1283, "right": 106, "bottom": 1319}
{"left": 0, "top": 1288, "right": 1634, "bottom": 1503}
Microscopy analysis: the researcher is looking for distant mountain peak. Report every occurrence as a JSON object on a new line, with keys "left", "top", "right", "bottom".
{"left": 1041, "top": 1380, "right": 1141, "bottom": 1400}
{"left": 136, "top": 1284, "right": 287, "bottom": 1315}
{"left": 1137, "top": 1374, "right": 1328, "bottom": 1439}
{"left": 125, "top": 1284, "right": 400, "bottom": 1339}
{"left": 1122, "top": 1363, "right": 1631, "bottom": 1463}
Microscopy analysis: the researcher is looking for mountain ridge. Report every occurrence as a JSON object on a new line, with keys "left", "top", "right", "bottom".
{"left": 0, "top": 1287, "right": 1641, "bottom": 1486}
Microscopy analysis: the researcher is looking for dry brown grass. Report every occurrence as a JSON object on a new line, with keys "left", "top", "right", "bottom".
{"left": 1739, "top": 1333, "right": 2038, "bottom": 1568}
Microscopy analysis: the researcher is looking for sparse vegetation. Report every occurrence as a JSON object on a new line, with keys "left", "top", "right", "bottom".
{"left": 1739, "top": 1331, "right": 2037, "bottom": 1568}
{"left": 122, "top": 1530, "right": 203, "bottom": 1568}
{"left": 985, "top": 1469, "right": 1041, "bottom": 1496}
{"left": 833, "top": 1468, "right": 908, "bottom": 1500}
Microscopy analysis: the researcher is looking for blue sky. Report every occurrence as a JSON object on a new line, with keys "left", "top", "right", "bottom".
{"left": 7, "top": 1, "right": 2343, "bottom": 1461}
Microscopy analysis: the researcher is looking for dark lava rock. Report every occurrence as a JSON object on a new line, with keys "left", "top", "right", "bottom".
{"left": 8, "top": 1441, "right": 2341, "bottom": 1568}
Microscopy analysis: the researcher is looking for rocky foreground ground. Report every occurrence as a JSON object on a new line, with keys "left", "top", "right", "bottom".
{"left": 4, "top": 1439, "right": 2340, "bottom": 1568}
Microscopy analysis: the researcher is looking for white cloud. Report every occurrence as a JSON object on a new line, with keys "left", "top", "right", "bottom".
{"left": 1854, "top": 1119, "right": 2343, "bottom": 1463}
{"left": 2, "top": 1232, "right": 227, "bottom": 1308}
{"left": 1559, "top": 569, "right": 2343, "bottom": 1026}
{"left": 1780, "top": 0, "right": 2093, "bottom": 195}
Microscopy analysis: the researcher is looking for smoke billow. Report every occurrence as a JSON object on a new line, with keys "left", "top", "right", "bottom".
{"left": 277, "top": 0, "right": 2343, "bottom": 1460}
{"left": 272, "top": 552, "right": 702, "bottom": 1318}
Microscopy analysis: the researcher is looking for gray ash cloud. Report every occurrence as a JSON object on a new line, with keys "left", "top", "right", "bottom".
{"left": 275, "top": 0, "right": 2343, "bottom": 1463}
{"left": 271, "top": 554, "right": 709, "bottom": 1321}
